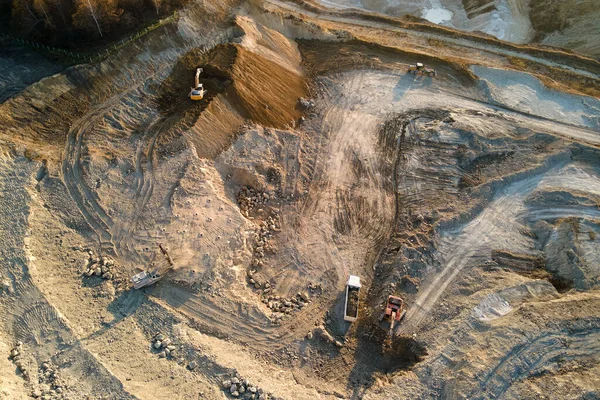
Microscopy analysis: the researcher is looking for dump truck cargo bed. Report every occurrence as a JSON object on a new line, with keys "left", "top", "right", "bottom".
{"left": 344, "top": 275, "right": 361, "bottom": 322}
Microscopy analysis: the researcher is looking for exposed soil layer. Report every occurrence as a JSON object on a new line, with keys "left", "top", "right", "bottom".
{"left": 1, "top": 1, "right": 600, "bottom": 399}
{"left": 156, "top": 42, "right": 306, "bottom": 158}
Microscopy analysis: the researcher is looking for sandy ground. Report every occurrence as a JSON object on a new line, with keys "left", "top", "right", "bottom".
{"left": 314, "top": 0, "right": 600, "bottom": 58}
{"left": 0, "top": 0, "right": 599, "bottom": 399}
{"left": 315, "top": 0, "right": 533, "bottom": 42}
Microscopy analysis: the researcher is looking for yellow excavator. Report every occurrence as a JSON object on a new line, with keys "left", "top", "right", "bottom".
{"left": 408, "top": 63, "right": 437, "bottom": 77}
{"left": 189, "top": 68, "right": 206, "bottom": 101}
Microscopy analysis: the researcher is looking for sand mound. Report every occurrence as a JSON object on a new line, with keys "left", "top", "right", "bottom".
{"left": 157, "top": 37, "right": 306, "bottom": 159}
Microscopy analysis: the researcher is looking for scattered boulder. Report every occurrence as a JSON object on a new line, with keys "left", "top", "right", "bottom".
{"left": 82, "top": 251, "right": 119, "bottom": 283}
{"left": 298, "top": 97, "right": 315, "bottom": 109}
{"left": 149, "top": 333, "right": 179, "bottom": 361}
{"left": 220, "top": 373, "right": 271, "bottom": 399}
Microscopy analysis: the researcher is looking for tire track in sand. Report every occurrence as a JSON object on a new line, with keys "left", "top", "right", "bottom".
{"left": 111, "top": 115, "right": 162, "bottom": 264}
{"left": 471, "top": 324, "right": 600, "bottom": 399}
{"left": 399, "top": 174, "right": 545, "bottom": 333}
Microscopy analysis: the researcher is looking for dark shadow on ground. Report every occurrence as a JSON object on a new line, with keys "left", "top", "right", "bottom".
{"left": 327, "top": 289, "right": 352, "bottom": 338}
{"left": 393, "top": 73, "right": 433, "bottom": 102}
{"left": 82, "top": 288, "right": 146, "bottom": 341}
{"left": 348, "top": 317, "right": 427, "bottom": 399}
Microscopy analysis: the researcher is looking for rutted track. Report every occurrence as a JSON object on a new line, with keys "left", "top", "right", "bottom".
{"left": 61, "top": 74, "right": 171, "bottom": 261}
{"left": 471, "top": 323, "right": 600, "bottom": 399}
{"left": 111, "top": 115, "right": 162, "bottom": 264}
{"left": 265, "top": 0, "right": 600, "bottom": 79}
{"left": 400, "top": 160, "right": 600, "bottom": 334}
{"left": 0, "top": 156, "right": 136, "bottom": 398}
{"left": 61, "top": 97, "right": 120, "bottom": 252}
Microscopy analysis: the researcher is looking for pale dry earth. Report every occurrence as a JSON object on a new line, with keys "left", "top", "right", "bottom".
{"left": 0, "top": 0, "right": 599, "bottom": 399}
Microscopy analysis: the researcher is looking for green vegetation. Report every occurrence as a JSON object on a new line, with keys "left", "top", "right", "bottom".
{"left": 0, "top": 0, "right": 188, "bottom": 48}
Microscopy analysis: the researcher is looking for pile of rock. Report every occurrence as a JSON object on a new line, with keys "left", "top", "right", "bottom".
{"left": 247, "top": 214, "right": 281, "bottom": 294}
{"left": 248, "top": 270, "right": 271, "bottom": 293}
{"left": 262, "top": 292, "right": 310, "bottom": 320}
{"left": 31, "top": 361, "right": 67, "bottom": 399}
{"left": 151, "top": 333, "right": 178, "bottom": 359}
{"left": 237, "top": 187, "right": 272, "bottom": 218}
{"left": 82, "top": 251, "right": 116, "bottom": 281}
{"left": 9, "top": 341, "right": 28, "bottom": 380}
{"left": 221, "top": 374, "right": 271, "bottom": 399}
{"left": 250, "top": 215, "right": 279, "bottom": 270}
{"left": 308, "top": 282, "right": 323, "bottom": 295}
{"left": 298, "top": 97, "right": 315, "bottom": 109}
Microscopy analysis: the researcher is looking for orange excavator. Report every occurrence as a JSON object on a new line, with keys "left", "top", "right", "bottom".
{"left": 380, "top": 295, "right": 406, "bottom": 348}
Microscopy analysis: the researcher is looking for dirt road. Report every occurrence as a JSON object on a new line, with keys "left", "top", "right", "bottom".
{"left": 265, "top": 0, "right": 600, "bottom": 79}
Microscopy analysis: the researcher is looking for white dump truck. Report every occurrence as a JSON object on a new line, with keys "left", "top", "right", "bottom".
{"left": 344, "top": 275, "right": 361, "bottom": 322}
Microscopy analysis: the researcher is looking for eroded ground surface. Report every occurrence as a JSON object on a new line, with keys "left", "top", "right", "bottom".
{"left": 311, "top": 0, "right": 600, "bottom": 58}
{"left": 0, "top": 0, "right": 599, "bottom": 399}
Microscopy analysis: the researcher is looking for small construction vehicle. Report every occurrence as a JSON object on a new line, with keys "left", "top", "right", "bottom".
{"left": 131, "top": 244, "right": 174, "bottom": 289}
{"left": 380, "top": 295, "right": 406, "bottom": 350}
{"left": 344, "top": 275, "right": 361, "bottom": 322}
{"left": 380, "top": 295, "right": 406, "bottom": 336}
{"left": 408, "top": 63, "right": 437, "bottom": 77}
{"left": 189, "top": 68, "right": 206, "bottom": 101}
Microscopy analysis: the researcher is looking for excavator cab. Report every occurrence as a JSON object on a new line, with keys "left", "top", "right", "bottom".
{"left": 131, "top": 244, "right": 175, "bottom": 289}
{"left": 190, "top": 68, "right": 206, "bottom": 101}
{"left": 383, "top": 296, "right": 405, "bottom": 321}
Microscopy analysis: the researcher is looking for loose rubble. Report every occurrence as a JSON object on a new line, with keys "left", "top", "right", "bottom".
{"left": 32, "top": 361, "right": 67, "bottom": 399}
{"left": 250, "top": 215, "right": 279, "bottom": 269}
{"left": 9, "top": 341, "right": 28, "bottom": 380}
{"left": 237, "top": 186, "right": 282, "bottom": 296}
{"left": 261, "top": 292, "right": 311, "bottom": 324}
{"left": 150, "top": 333, "right": 180, "bottom": 360}
{"left": 298, "top": 97, "right": 315, "bottom": 109}
{"left": 82, "top": 251, "right": 115, "bottom": 281}
{"left": 237, "top": 187, "right": 273, "bottom": 218}
{"left": 237, "top": 186, "right": 315, "bottom": 325}
{"left": 221, "top": 372, "right": 277, "bottom": 400}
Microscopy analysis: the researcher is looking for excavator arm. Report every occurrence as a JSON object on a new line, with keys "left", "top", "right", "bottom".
{"left": 194, "top": 68, "right": 202, "bottom": 88}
